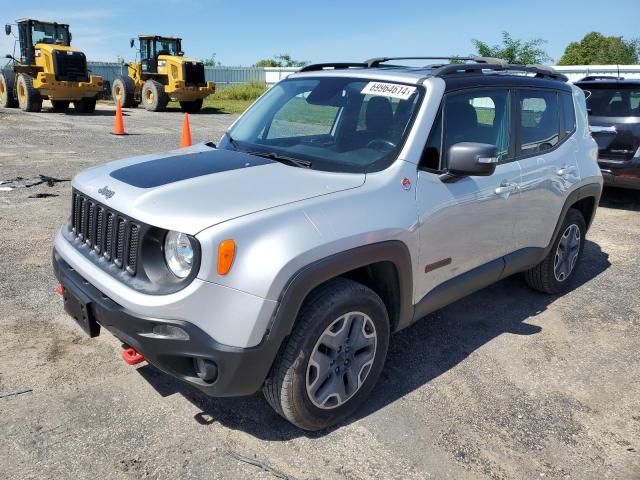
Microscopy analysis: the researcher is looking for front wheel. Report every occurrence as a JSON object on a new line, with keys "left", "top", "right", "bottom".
{"left": 524, "top": 208, "right": 586, "bottom": 294}
{"left": 16, "top": 74, "right": 42, "bottom": 112}
{"left": 73, "top": 97, "right": 96, "bottom": 113}
{"left": 179, "top": 98, "right": 203, "bottom": 113}
{"left": 141, "top": 79, "right": 168, "bottom": 112}
{"left": 263, "top": 278, "right": 390, "bottom": 431}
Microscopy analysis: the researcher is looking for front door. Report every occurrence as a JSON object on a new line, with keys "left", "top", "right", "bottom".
{"left": 415, "top": 87, "right": 520, "bottom": 302}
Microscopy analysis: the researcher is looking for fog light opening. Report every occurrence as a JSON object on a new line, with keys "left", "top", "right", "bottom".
{"left": 194, "top": 358, "right": 218, "bottom": 383}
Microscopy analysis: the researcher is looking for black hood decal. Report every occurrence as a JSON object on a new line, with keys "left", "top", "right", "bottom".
{"left": 110, "top": 148, "right": 273, "bottom": 188}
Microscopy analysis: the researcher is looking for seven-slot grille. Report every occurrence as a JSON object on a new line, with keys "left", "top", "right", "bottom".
{"left": 70, "top": 190, "right": 141, "bottom": 275}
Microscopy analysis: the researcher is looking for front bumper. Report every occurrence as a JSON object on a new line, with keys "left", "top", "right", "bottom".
{"left": 599, "top": 158, "right": 640, "bottom": 190}
{"left": 34, "top": 73, "right": 104, "bottom": 100}
{"left": 166, "top": 81, "right": 216, "bottom": 101}
{"left": 53, "top": 248, "right": 279, "bottom": 397}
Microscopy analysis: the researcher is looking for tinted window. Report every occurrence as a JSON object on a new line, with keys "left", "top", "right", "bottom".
{"left": 421, "top": 109, "right": 442, "bottom": 170}
{"left": 518, "top": 90, "right": 560, "bottom": 155}
{"left": 582, "top": 86, "right": 640, "bottom": 116}
{"left": 443, "top": 89, "right": 511, "bottom": 164}
{"left": 560, "top": 91, "right": 575, "bottom": 138}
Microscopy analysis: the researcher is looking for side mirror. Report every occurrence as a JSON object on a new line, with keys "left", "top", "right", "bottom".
{"left": 447, "top": 142, "right": 498, "bottom": 177}
{"left": 130, "top": 38, "right": 135, "bottom": 48}
{"left": 5, "top": 24, "right": 11, "bottom": 36}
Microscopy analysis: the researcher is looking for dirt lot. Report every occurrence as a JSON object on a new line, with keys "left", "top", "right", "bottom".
{"left": 1, "top": 102, "right": 639, "bottom": 479}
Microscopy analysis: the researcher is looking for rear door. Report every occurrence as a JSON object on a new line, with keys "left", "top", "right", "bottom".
{"left": 514, "top": 88, "right": 579, "bottom": 250}
{"left": 415, "top": 87, "right": 521, "bottom": 300}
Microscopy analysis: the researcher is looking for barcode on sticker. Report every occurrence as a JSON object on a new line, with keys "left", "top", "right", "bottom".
{"left": 361, "top": 82, "right": 417, "bottom": 100}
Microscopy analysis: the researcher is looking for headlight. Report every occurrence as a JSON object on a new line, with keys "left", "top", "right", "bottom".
{"left": 158, "top": 60, "right": 167, "bottom": 67}
{"left": 164, "top": 231, "right": 194, "bottom": 278}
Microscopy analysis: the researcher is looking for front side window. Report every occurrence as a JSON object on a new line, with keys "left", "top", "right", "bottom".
{"left": 518, "top": 90, "right": 560, "bottom": 155}
{"left": 582, "top": 86, "right": 640, "bottom": 117}
{"left": 221, "top": 77, "right": 424, "bottom": 173}
{"left": 442, "top": 89, "right": 511, "bottom": 164}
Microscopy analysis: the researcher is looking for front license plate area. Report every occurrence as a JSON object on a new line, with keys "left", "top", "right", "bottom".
{"left": 63, "top": 286, "right": 100, "bottom": 338}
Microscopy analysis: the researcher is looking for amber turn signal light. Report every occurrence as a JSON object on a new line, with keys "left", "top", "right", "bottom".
{"left": 217, "top": 239, "right": 236, "bottom": 275}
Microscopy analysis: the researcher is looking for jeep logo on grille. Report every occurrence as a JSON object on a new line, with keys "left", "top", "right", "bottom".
{"left": 98, "top": 186, "right": 115, "bottom": 199}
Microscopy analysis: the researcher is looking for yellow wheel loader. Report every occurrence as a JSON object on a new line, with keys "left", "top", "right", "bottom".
{"left": 0, "top": 19, "right": 103, "bottom": 113}
{"left": 112, "top": 35, "right": 215, "bottom": 113}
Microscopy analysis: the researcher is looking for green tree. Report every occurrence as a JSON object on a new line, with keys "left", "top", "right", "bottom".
{"left": 202, "top": 53, "right": 221, "bottom": 67}
{"left": 253, "top": 54, "right": 307, "bottom": 68}
{"left": 472, "top": 31, "right": 551, "bottom": 64}
{"left": 558, "top": 32, "right": 639, "bottom": 65}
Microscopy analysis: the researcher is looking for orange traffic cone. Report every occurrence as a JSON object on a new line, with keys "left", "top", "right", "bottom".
{"left": 111, "top": 99, "right": 126, "bottom": 135}
{"left": 180, "top": 113, "right": 192, "bottom": 147}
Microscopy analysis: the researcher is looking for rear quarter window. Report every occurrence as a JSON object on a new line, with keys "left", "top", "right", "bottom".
{"left": 581, "top": 86, "right": 640, "bottom": 116}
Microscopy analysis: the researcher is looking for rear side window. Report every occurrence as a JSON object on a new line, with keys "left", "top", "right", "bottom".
{"left": 581, "top": 87, "right": 640, "bottom": 117}
{"left": 560, "top": 91, "right": 576, "bottom": 139}
{"left": 517, "top": 90, "right": 560, "bottom": 155}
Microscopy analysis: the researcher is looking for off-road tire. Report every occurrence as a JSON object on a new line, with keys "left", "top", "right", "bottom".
{"left": 16, "top": 74, "right": 42, "bottom": 112}
{"left": 73, "top": 97, "right": 96, "bottom": 113}
{"left": 0, "top": 71, "right": 18, "bottom": 108}
{"left": 179, "top": 98, "right": 203, "bottom": 113}
{"left": 524, "top": 208, "right": 586, "bottom": 294}
{"left": 112, "top": 76, "right": 137, "bottom": 108}
{"left": 263, "top": 277, "right": 390, "bottom": 431}
{"left": 141, "top": 79, "right": 168, "bottom": 112}
{"left": 50, "top": 100, "right": 70, "bottom": 111}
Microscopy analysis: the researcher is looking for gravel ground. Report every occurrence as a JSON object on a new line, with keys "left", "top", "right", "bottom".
{"left": 0, "top": 102, "right": 639, "bottom": 479}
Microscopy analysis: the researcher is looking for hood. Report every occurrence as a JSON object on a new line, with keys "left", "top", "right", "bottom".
{"left": 73, "top": 144, "right": 365, "bottom": 234}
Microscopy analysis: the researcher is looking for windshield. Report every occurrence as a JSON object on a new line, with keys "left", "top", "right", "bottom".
{"left": 220, "top": 77, "right": 424, "bottom": 173}
{"left": 581, "top": 85, "right": 640, "bottom": 117}
{"left": 154, "top": 38, "right": 180, "bottom": 56}
{"left": 31, "top": 22, "right": 70, "bottom": 46}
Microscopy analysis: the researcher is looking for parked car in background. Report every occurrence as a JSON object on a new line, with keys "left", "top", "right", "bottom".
{"left": 575, "top": 76, "right": 640, "bottom": 190}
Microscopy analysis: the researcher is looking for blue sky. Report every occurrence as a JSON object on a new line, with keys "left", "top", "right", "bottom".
{"left": 1, "top": 0, "right": 638, "bottom": 65}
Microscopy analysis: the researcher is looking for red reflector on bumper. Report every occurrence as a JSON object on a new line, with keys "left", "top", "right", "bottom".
{"left": 55, "top": 283, "right": 64, "bottom": 296}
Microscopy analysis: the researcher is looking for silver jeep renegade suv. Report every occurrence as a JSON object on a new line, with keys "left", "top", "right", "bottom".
{"left": 53, "top": 57, "right": 603, "bottom": 430}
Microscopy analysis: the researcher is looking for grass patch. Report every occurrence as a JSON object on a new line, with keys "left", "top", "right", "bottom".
{"left": 170, "top": 81, "right": 268, "bottom": 114}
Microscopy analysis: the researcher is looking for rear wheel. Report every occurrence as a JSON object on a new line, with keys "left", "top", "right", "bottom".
{"left": 112, "top": 76, "right": 137, "bottom": 108}
{"left": 263, "top": 278, "right": 390, "bottom": 430}
{"left": 0, "top": 71, "right": 18, "bottom": 108}
{"left": 141, "top": 79, "right": 168, "bottom": 112}
{"left": 179, "top": 98, "right": 203, "bottom": 113}
{"left": 73, "top": 97, "right": 96, "bottom": 113}
{"left": 16, "top": 74, "right": 42, "bottom": 112}
{"left": 50, "top": 100, "right": 70, "bottom": 111}
{"left": 524, "top": 208, "right": 586, "bottom": 294}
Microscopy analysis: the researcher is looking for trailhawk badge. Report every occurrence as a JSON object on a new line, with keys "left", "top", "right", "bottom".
{"left": 98, "top": 186, "right": 115, "bottom": 199}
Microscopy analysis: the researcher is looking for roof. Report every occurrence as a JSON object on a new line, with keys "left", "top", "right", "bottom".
{"left": 292, "top": 57, "right": 569, "bottom": 88}
{"left": 138, "top": 35, "right": 182, "bottom": 41}
{"left": 15, "top": 18, "right": 69, "bottom": 27}
{"left": 575, "top": 76, "right": 640, "bottom": 87}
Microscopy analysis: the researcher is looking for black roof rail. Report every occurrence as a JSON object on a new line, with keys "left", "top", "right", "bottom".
{"left": 578, "top": 75, "right": 625, "bottom": 81}
{"left": 365, "top": 56, "right": 476, "bottom": 68}
{"left": 299, "top": 62, "right": 367, "bottom": 72}
{"left": 433, "top": 62, "right": 568, "bottom": 82}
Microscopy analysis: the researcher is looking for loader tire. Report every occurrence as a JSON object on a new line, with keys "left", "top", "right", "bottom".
{"left": 141, "top": 79, "right": 168, "bottom": 112}
{"left": 16, "top": 74, "right": 42, "bottom": 112}
{"left": 0, "top": 71, "right": 18, "bottom": 108}
{"left": 50, "top": 100, "right": 70, "bottom": 111}
{"left": 74, "top": 97, "right": 96, "bottom": 113}
{"left": 179, "top": 99, "right": 203, "bottom": 113}
{"left": 112, "top": 76, "right": 137, "bottom": 108}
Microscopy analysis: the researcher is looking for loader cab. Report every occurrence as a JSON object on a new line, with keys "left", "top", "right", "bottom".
{"left": 15, "top": 19, "right": 71, "bottom": 65}
{"left": 137, "top": 35, "right": 183, "bottom": 74}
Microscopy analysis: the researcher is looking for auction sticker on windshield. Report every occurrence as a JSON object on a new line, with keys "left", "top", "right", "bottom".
{"left": 361, "top": 82, "right": 417, "bottom": 100}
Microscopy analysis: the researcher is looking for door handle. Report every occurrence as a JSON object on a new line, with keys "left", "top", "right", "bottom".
{"left": 495, "top": 181, "right": 519, "bottom": 195}
{"left": 557, "top": 165, "right": 576, "bottom": 176}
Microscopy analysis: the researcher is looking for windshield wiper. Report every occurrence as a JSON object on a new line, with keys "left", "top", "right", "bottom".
{"left": 247, "top": 151, "right": 312, "bottom": 168}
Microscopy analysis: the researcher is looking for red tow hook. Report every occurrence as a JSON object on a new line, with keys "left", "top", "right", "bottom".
{"left": 121, "top": 347, "right": 145, "bottom": 365}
